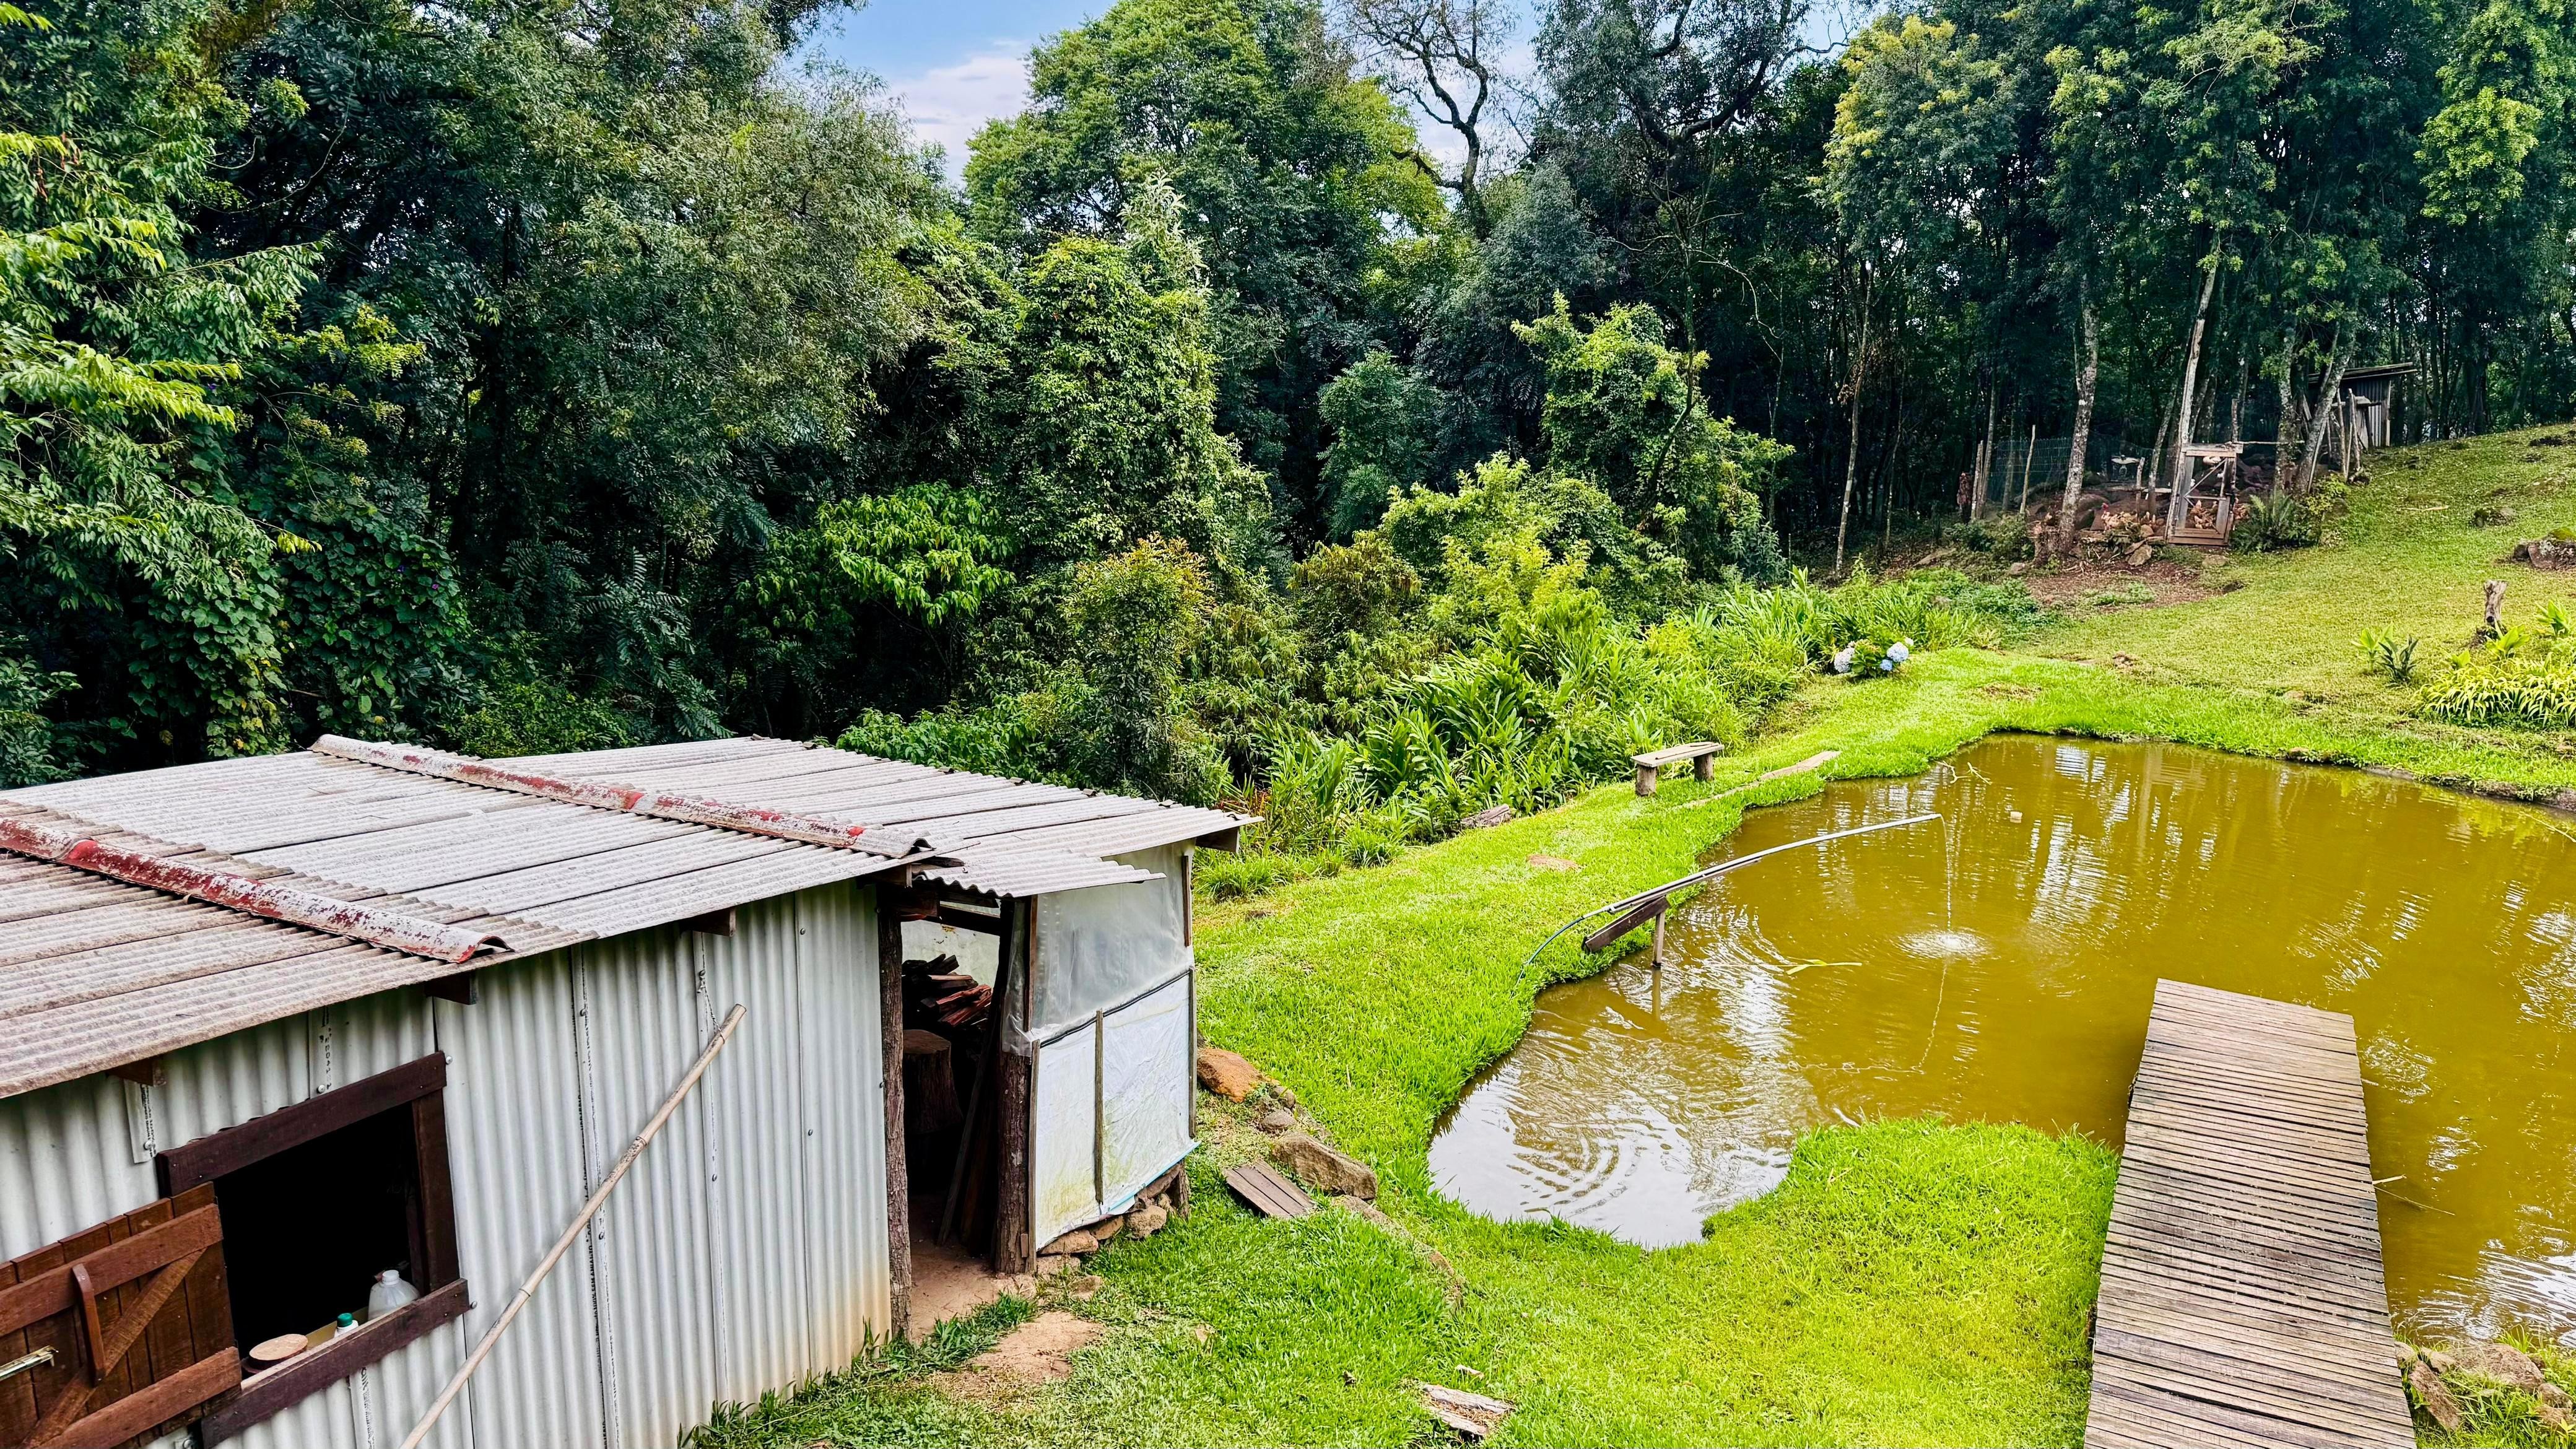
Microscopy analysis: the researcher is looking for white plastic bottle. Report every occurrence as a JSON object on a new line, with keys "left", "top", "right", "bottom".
{"left": 366, "top": 1269, "right": 421, "bottom": 1321}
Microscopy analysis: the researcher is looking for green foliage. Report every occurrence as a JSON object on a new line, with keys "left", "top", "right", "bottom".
{"left": 963, "top": 186, "right": 1274, "bottom": 572}
{"left": 838, "top": 537, "right": 1234, "bottom": 804}
{"left": 1315, "top": 352, "right": 1438, "bottom": 540}
{"left": 2419, "top": 625, "right": 2576, "bottom": 729}
{"left": 966, "top": 0, "right": 1439, "bottom": 495}
{"left": 0, "top": 638, "right": 72, "bottom": 785}
{"left": 1515, "top": 299, "right": 1791, "bottom": 584}
{"left": 2230, "top": 492, "right": 2324, "bottom": 553}
{"left": 439, "top": 658, "right": 638, "bottom": 759}
{"left": 2357, "top": 628, "right": 2422, "bottom": 683}
{"left": 0, "top": 0, "right": 321, "bottom": 765}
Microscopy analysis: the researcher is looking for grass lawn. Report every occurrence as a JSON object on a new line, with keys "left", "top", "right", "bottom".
{"left": 690, "top": 428, "right": 2576, "bottom": 1448}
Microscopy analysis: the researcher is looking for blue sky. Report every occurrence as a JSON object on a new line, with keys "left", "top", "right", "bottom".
{"left": 798, "top": 0, "right": 1863, "bottom": 182}
{"left": 799, "top": 0, "right": 1100, "bottom": 171}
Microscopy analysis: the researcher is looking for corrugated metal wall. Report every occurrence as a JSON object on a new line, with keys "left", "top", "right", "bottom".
{"left": 0, "top": 881, "right": 889, "bottom": 1449}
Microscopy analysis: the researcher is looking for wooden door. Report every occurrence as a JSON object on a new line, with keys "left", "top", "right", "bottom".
{"left": 0, "top": 1185, "right": 241, "bottom": 1447}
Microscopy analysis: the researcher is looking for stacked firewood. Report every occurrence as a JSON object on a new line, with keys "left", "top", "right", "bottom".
{"left": 902, "top": 955, "right": 993, "bottom": 1032}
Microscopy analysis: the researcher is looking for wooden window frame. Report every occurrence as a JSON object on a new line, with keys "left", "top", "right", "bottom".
{"left": 155, "top": 1055, "right": 469, "bottom": 1443}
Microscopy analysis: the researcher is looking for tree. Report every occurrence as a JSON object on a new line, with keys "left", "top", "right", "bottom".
{"left": 963, "top": 185, "right": 1277, "bottom": 574}
{"left": 1337, "top": 0, "right": 1512, "bottom": 233}
{"left": 1, "top": 0, "right": 319, "bottom": 768}
{"left": 1514, "top": 299, "right": 1788, "bottom": 580}
{"left": 1317, "top": 352, "right": 1442, "bottom": 539}
{"left": 968, "top": 0, "right": 1440, "bottom": 536}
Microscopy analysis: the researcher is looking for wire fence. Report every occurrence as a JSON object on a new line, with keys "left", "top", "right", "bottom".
{"left": 1974, "top": 435, "right": 2289, "bottom": 511}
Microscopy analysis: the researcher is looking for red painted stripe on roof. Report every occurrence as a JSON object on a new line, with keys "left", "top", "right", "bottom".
{"left": 309, "top": 736, "right": 923, "bottom": 856}
{"left": 0, "top": 818, "right": 505, "bottom": 965}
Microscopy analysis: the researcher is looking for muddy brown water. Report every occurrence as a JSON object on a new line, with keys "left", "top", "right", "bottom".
{"left": 1429, "top": 734, "right": 2576, "bottom": 1346}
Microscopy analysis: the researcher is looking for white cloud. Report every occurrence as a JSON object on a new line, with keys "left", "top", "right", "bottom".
{"left": 890, "top": 45, "right": 1032, "bottom": 177}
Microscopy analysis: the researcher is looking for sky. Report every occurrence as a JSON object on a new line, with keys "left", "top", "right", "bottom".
{"left": 798, "top": 0, "right": 1865, "bottom": 183}
{"left": 799, "top": 0, "right": 1100, "bottom": 172}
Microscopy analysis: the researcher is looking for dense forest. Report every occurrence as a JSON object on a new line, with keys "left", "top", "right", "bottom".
{"left": 4, "top": 0, "right": 2571, "bottom": 837}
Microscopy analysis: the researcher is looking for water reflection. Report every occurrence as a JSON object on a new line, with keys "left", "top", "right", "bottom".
{"left": 1428, "top": 735, "right": 2576, "bottom": 1346}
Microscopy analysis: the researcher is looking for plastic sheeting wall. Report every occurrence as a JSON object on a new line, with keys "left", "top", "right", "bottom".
{"left": 0, "top": 881, "right": 889, "bottom": 1449}
{"left": 1027, "top": 847, "right": 1195, "bottom": 1247}
{"left": 1031, "top": 845, "right": 1190, "bottom": 1033}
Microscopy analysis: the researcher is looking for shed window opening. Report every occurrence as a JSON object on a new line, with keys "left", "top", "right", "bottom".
{"left": 153, "top": 1054, "right": 464, "bottom": 1435}
{"left": 214, "top": 1103, "right": 426, "bottom": 1350}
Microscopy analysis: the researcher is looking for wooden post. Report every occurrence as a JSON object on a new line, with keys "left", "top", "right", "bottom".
{"left": 2485, "top": 580, "right": 2507, "bottom": 638}
{"left": 876, "top": 888, "right": 912, "bottom": 1341}
{"left": 1693, "top": 753, "right": 1716, "bottom": 783}
{"left": 993, "top": 903, "right": 1034, "bottom": 1276}
{"left": 1650, "top": 913, "right": 1666, "bottom": 969}
{"left": 1635, "top": 763, "right": 1658, "bottom": 797}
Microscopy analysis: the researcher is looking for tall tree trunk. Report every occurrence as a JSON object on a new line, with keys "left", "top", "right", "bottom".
{"left": 1972, "top": 382, "right": 1999, "bottom": 520}
{"left": 2164, "top": 247, "right": 2224, "bottom": 535}
{"left": 2277, "top": 326, "right": 2302, "bottom": 464}
{"left": 2057, "top": 297, "right": 2100, "bottom": 551}
{"left": 2297, "top": 323, "right": 2352, "bottom": 489}
{"left": 1834, "top": 272, "right": 1873, "bottom": 574}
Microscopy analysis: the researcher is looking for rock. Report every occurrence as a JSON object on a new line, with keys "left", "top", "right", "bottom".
{"left": 1273, "top": 1084, "right": 1297, "bottom": 1108}
{"left": 1196, "top": 1046, "right": 1261, "bottom": 1101}
{"left": 2425, "top": 1348, "right": 2458, "bottom": 1373}
{"left": 1127, "top": 1203, "right": 1168, "bottom": 1237}
{"left": 1526, "top": 853, "right": 1579, "bottom": 872}
{"left": 2007, "top": 561, "right": 2030, "bottom": 577}
{"left": 1419, "top": 1383, "right": 1513, "bottom": 1438}
{"left": 1042, "top": 1227, "right": 1100, "bottom": 1256}
{"left": 1459, "top": 804, "right": 1516, "bottom": 830}
{"left": 1091, "top": 1214, "right": 1125, "bottom": 1245}
{"left": 1034, "top": 1253, "right": 1078, "bottom": 1279}
{"left": 1272, "top": 1133, "right": 1378, "bottom": 1199}
{"left": 2457, "top": 1341, "right": 2547, "bottom": 1393}
{"left": 2125, "top": 542, "right": 2154, "bottom": 567}
{"left": 2395, "top": 1342, "right": 2419, "bottom": 1370}
{"left": 2541, "top": 1403, "right": 2572, "bottom": 1434}
{"left": 1331, "top": 1193, "right": 1393, "bottom": 1227}
{"left": 2409, "top": 1360, "right": 2466, "bottom": 1434}
{"left": 1255, "top": 1109, "right": 1297, "bottom": 1134}
{"left": 1068, "top": 1274, "right": 1104, "bottom": 1301}
{"left": 2541, "top": 1382, "right": 2572, "bottom": 1411}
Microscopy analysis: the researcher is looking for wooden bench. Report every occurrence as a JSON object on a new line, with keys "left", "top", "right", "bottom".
{"left": 1633, "top": 742, "right": 1724, "bottom": 796}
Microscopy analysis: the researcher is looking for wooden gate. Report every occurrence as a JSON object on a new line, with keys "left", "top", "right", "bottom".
{"left": 0, "top": 1185, "right": 241, "bottom": 1447}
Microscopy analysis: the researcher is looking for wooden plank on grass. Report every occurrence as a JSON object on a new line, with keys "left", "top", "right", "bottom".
{"left": 1222, "top": 1162, "right": 1315, "bottom": 1220}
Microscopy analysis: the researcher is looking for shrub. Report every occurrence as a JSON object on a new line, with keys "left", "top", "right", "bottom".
{"left": 2356, "top": 629, "right": 2420, "bottom": 684}
{"left": 2230, "top": 492, "right": 2321, "bottom": 553}
{"left": 1197, "top": 851, "right": 1302, "bottom": 901}
{"left": 2418, "top": 626, "right": 2576, "bottom": 729}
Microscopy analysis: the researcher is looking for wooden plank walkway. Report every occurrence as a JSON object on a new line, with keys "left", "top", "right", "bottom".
{"left": 2084, "top": 979, "right": 2416, "bottom": 1449}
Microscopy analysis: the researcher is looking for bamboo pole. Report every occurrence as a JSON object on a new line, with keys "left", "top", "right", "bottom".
{"left": 399, "top": 1004, "right": 747, "bottom": 1449}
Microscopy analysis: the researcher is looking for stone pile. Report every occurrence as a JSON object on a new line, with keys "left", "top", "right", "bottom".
{"left": 2400, "top": 1339, "right": 2573, "bottom": 1437}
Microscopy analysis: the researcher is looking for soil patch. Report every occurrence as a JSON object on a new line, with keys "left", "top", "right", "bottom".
{"left": 929, "top": 1311, "right": 1103, "bottom": 1404}
{"left": 2022, "top": 555, "right": 2216, "bottom": 609}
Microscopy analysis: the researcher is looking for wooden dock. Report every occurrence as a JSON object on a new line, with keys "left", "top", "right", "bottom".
{"left": 2084, "top": 980, "right": 2416, "bottom": 1449}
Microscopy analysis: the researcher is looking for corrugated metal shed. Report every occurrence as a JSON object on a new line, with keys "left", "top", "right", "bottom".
{"left": 0, "top": 734, "right": 1247, "bottom": 1102}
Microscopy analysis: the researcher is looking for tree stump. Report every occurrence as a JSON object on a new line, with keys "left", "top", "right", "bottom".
{"left": 2485, "top": 578, "right": 2509, "bottom": 638}
{"left": 903, "top": 1029, "right": 963, "bottom": 1136}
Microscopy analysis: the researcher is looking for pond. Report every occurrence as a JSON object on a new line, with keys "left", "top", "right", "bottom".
{"left": 1428, "top": 734, "right": 2576, "bottom": 1347}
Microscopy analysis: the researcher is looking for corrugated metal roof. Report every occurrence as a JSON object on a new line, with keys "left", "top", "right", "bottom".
{"left": 0, "top": 732, "right": 1251, "bottom": 1099}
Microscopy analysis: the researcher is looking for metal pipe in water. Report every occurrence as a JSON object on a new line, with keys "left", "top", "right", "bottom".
{"left": 1520, "top": 813, "right": 1942, "bottom": 981}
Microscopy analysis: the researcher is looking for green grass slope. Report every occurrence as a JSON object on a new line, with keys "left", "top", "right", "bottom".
{"left": 695, "top": 430, "right": 2576, "bottom": 1448}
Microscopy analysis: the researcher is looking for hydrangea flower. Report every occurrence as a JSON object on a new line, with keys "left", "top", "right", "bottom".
{"left": 1831, "top": 644, "right": 1856, "bottom": 674}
